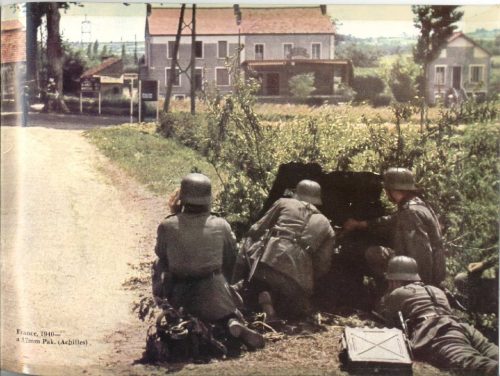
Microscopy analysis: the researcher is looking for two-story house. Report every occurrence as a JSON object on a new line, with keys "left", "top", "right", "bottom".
{"left": 141, "top": 6, "right": 352, "bottom": 99}
{"left": 428, "top": 32, "right": 491, "bottom": 104}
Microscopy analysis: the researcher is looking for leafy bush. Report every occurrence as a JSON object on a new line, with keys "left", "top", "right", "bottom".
{"left": 351, "top": 75, "right": 385, "bottom": 104}
{"left": 335, "top": 42, "right": 383, "bottom": 67}
{"left": 372, "top": 94, "right": 392, "bottom": 107}
{"left": 289, "top": 73, "right": 315, "bottom": 99}
{"left": 382, "top": 56, "right": 419, "bottom": 103}
{"left": 158, "top": 112, "right": 209, "bottom": 152}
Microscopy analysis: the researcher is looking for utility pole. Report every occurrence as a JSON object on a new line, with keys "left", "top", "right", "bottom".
{"left": 234, "top": 5, "right": 242, "bottom": 74}
{"left": 163, "top": 4, "right": 185, "bottom": 112}
{"left": 189, "top": 4, "right": 196, "bottom": 115}
{"left": 163, "top": 4, "right": 198, "bottom": 114}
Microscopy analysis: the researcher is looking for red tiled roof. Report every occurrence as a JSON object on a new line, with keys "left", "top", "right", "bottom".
{"left": 241, "top": 8, "right": 333, "bottom": 34}
{"left": 1, "top": 20, "right": 26, "bottom": 64}
{"left": 1, "top": 19, "right": 23, "bottom": 31}
{"left": 147, "top": 6, "right": 334, "bottom": 36}
{"left": 81, "top": 57, "right": 122, "bottom": 78}
{"left": 148, "top": 8, "right": 238, "bottom": 35}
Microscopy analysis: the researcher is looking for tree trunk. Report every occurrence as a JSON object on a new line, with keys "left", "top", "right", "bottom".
{"left": 45, "top": 2, "right": 68, "bottom": 113}
{"left": 26, "top": 3, "right": 41, "bottom": 94}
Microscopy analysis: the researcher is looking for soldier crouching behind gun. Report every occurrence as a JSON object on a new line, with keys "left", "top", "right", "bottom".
{"left": 343, "top": 168, "right": 446, "bottom": 291}
{"left": 152, "top": 173, "right": 264, "bottom": 350}
{"left": 232, "top": 180, "right": 335, "bottom": 322}
{"left": 376, "top": 256, "right": 499, "bottom": 375}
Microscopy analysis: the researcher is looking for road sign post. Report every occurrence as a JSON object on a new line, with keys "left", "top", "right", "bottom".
{"left": 140, "top": 80, "right": 159, "bottom": 124}
{"left": 138, "top": 80, "right": 142, "bottom": 123}
{"left": 80, "top": 77, "right": 101, "bottom": 115}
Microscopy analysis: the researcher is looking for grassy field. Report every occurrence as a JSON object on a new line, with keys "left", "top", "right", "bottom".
{"left": 84, "top": 123, "right": 219, "bottom": 197}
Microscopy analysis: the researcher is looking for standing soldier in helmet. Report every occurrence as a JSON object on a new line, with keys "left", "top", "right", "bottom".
{"left": 233, "top": 180, "right": 335, "bottom": 321}
{"left": 152, "top": 173, "right": 264, "bottom": 349}
{"left": 343, "top": 168, "right": 446, "bottom": 287}
{"left": 376, "top": 256, "right": 498, "bottom": 375}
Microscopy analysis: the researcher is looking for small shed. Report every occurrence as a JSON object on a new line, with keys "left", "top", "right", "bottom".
{"left": 81, "top": 57, "right": 137, "bottom": 97}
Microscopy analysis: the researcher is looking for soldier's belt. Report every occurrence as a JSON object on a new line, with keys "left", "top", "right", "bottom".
{"left": 172, "top": 269, "right": 221, "bottom": 283}
{"left": 270, "top": 227, "right": 312, "bottom": 253}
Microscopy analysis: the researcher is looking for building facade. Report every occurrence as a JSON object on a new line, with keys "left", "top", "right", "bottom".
{"left": 141, "top": 6, "right": 351, "bottom": 99}
{"left": 428, "top": 32, "right": 491, "bottom": 104}
{"left": 1, "top": 20, "right": 26, "bottom": 103}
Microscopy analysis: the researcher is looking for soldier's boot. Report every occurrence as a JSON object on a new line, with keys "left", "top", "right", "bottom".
{"left": 258, "top": 291, "right": 277, "bottom": 321}
{"left": 227, "top": 319, "right": 265, "bottom": 350}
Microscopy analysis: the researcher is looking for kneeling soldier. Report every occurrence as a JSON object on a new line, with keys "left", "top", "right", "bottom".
{"left": 233, "top": 180, "right": 335, "bottom": 321}
{"left": 152, "top": 173, "right": 264, "bottom": 350}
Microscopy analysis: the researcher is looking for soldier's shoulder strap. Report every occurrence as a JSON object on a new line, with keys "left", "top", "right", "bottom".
{"left": 423, "top": 285, "right": 450, "bottom": 315}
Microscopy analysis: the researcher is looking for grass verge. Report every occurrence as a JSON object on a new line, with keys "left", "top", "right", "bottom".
{"left": 84, "top": 122, "right": 219, "bottom": 196}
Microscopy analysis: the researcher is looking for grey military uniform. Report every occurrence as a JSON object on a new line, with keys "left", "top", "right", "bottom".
{"left": 367, "top": 197, "right": 446, "bottom": 286}
{"left": 454, "top": 253, "right": 499, "bottom": 314}
{"left": 240, "top": 198, "right": 335, "bottom": 317}
{"left": 153, "top": 211, "right": 239, "bottom": 322}
{"left": 377, "top": 282, "right": 498, "bottom": 375}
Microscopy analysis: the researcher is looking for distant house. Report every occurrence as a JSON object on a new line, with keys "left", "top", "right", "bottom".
{"left": 80, "top": 57, "right": 138, "bottom": 97}
{"left": 141, "top": 6, "right": 352, "bottom": 99}
{"left": 1, "top": 19, "right": 26, "bottom": 101}
{"left": 428, "top": 32, "right": 492, "bottom": 104}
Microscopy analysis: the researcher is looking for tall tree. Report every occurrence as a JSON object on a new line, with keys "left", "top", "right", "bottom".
{"left": 101, "top": 45, "right": 108, "bottom": 58}
{"left": 121, "top": 43, "right": 127, "bottom": 62}
{"left": 93, "top": 40, "right": 99, "bottom": 57}
{"left": 87, "top": 43, "right": 92, "bottom": 58}
{"left": 26, "top": 2, "right": 70, "bottom": 111}
{"left": 26, "top": 3, "right": 44, "bottom": 92}
{"left": 412, "top": 6, "right": 463, "bottom": 103}
{"left": 45, "top": 2, "right": 69, "bottom": 112}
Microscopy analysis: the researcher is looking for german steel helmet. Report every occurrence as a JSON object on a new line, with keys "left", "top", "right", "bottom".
{"left": 295, "top": 179, "right": 322, "bottom": 206}
{"left": 383, "top": 168, "right": 418, "bottom": 191}
{"left": 386, "top": 256, "right": 421, "bottom": 281}
{"left": 179, "top": 173, "right": 212, "bottom": 205}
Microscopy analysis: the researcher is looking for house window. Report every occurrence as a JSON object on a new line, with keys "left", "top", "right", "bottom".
{"left": 195, "top": 68, "right": 203, "bottom": 91}
{"left": 283, "top": 43, "right": 293, "bottom": 59}
{"left": 218, "top": 41, "right": 228, "bottom": 58}
{"left": 167, "top": 41, "right": 178, "bottom": 59}
{"left": 435, "top": 66, "right": 446, "bottom": 85}
{"left": 312, "top": 43, "right": 321, "bottom": 59}
{"left": 255, "top": 44, "right": 264, "bottom": 60}
{"left": 195, "top": 41, "right": 203, "bottom": 58}
{"left": 165, "top": 68, "right": 181, "bottom": 87}
{"left": 216, "top": 68, "right": 230, "bottom": 86}
{"left": 470, "top": 65, "right": 484, "bottom": 83}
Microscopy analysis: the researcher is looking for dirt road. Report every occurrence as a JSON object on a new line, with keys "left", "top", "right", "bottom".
{"left": 1, "top": 124, "right": 165, "bottom": 375}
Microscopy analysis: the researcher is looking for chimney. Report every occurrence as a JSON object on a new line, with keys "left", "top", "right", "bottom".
{"left": 233, "top": 4, "right": 242, "bottom": 26}
{"left": 320, "top": 5, "right": 327, "bottom": 15}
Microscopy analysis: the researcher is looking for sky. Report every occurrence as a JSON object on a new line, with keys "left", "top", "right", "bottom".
{"left": 2, "top": 3, "right": 499, "bottom": 42}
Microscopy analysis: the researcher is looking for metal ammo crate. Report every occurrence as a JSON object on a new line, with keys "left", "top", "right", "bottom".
{"left": 340, "top": 326, "right": 413, "bottom": 375}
